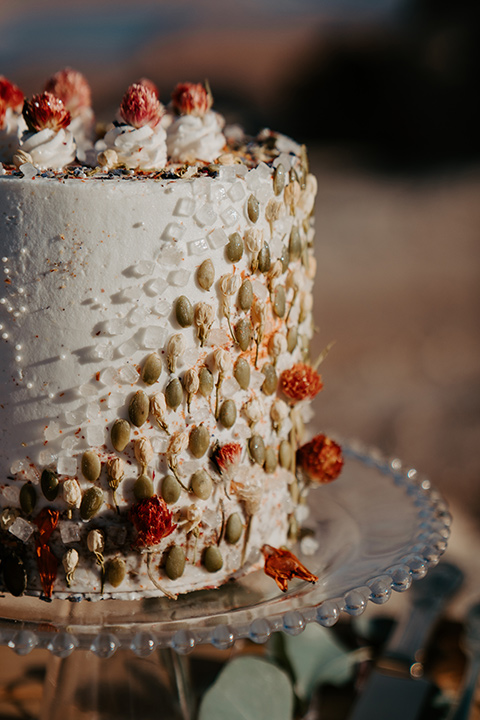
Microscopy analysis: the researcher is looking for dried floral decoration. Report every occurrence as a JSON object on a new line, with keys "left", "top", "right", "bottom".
{"left": 0, "top": 76, "right": 24, "bottom": 112}
{"left": 119, "top": 83, "right": 163, "bottom": 129}
{"left": 297, "top": 434, "right": 344, "bottom": 484}
{"left": 212, "top": 442, "right": 242, "bottom": 477}
{"left": 44, "top": 68, "right": 91, "bottom": 115}
{"left": 23, "top": 92, "right": 71, "bottom": 133}
{"left": 171, "top": 82, "right": 212, "bottom": 117}
{"left": 261, "top": 544, "right": 318, "bottom": 592}
{"left": 279, "top": 363, "right": 323, "bottom": 402}
{"left": 33, "top": 508, "right": 59, "bottom": 599}
{"left": 129, "top": 495, "right": 176, "bottom": 548}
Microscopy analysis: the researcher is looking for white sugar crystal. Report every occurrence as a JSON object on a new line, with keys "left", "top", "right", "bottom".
{"left": 222, "top": 377, "right": 241, "bottom": 396}
{"left": 99, "top": 366, "right": 120, "bottom": 386}
{"left": 270, "top": 234, "right": 284, "bottom": 257}
{"left": 59, "top": 521, "right": 81, "bottom": 544}
{"left": 158, "top": 245, "right": 183, "bottom": 266}
{"left": 117, "top": 337, "right": 139, "bottom": 357}
{"left": 208, "top": 228, "right": 228, "bottom": 249}
{"left": 182, "top": 460, "right": 201, "bottom": 476}
{"left": 145, "top": 277, "right": 167, "bottom": 296}
{"left": 162, "top": 222, "right": 186, "bottom": 241}
{"left": 187, "top": 406, "right": 211, "bottom": 424}
{"left": 250, "top": 370, "right": 264, "bottom": 391}
{"left": 209, "top": 184, "right": 226, "bottom": 203}
{"left": 218, "top": 166, "right": 237, "bottom": 182}
{"left": 20, "top": 163, "right": 38, "bottom": 180}
{"left": 182, "top": 347, "right": 200, "bottom": 366}
{"left": 107, "top": 392, "right": 124, "bottom": 409}
{"left": 174, "top": 197, "right": 196, "bottom": 217}
{"left": 61, "top": 435, "right": 78, "bottom": 451}
{"left": 227, "top": 182, "right": 245, "bottom": 202}
{"left": 86, "top": 402, "right": 99, "bottom": 420}
{"left": 0, "top": 163, "right": 5, "bottom": 176}
{"left": 10, "top": 459, "right": 29, "bottom": 475}
{"left": 220, "top": 206, "right": 239, "bottom": 227}
{"left": 133, "top": 260, "right": 156, "bottom": 277}
{"left": 2, "top": 485, "right": 20, "bottom": 503}
{"left": 192, "top": 177, "right": 211, "bottom": 198}
{"left": 9, "top": 517, "right": 33, "bottom": 543}
{"left": 103, "top": 317, "right": 126, "bottom": 336}
{"left": 195, "top": 204, "right": 217, "bottom": 227}
{"left": 187, "top": 237, "right": 209, "bottom": 256}
{"left": 245, "top": 171, "right": 262, "bottom": 192}
{"left": 235, "top": 424, "right": 252, "bottom": 440}
{"left": 65, "top": 409, "right": 85, "bottom": 426}
{"left": 117, "top": 286, "right": 143, "bottom": 302}
{"left": 23, "top": 466, "right": 39, "bottom": 483}
{"left": 118, "top": 364, "right": 140, "bottom": 384}
{"left": 257, "top": 184, "right": 272, "bottom": 204}
{"left": 202, "top": 507, "right": 222, "bottom": 528}
{"left": 57, "top": 456, "right": 77, "bottom": 476}
{"left": 252, "top": 280, "right": 269, "bottom": 301}
{"left": 300, "top": 536, "right": 319, "bottom": 556}
{"left": 127, "top": 306, "right": 148, "bottom": 325}
{"left": 273, "top": 152, "right": 295, "bottom": 170}
{"left": 151, "top": 436, "right": 169, "bottom": 453}
{"left": 234, "top": 164, "right": 248, "bottom": 178}
{"left": 92, "top": 340, "right": 114, "bottom": 361}
{"left": 142, "top": 325, "right": 167, "bottom": 348}
{"left": 86, "top": 424, "right": 105, "bottom": 446}
{"left": 108, "top": 525, "right": 128, "bottom": 547}
{"left": 168, "top": 269, "right": 190, "bottom": 287}
{"left": 78, "top": 382, "right": 98, "bottom": 398}
{"left": 207, "top": 328, "right": 230, "bottom": 347}
{"left": 256, "top": 162, "right": 272, "bottom": 181}
{"left": 44, "top": 421, "right": 60, "bottom": 441}
{"left": 154, "top": 298, "right": 170, "bottom": 316}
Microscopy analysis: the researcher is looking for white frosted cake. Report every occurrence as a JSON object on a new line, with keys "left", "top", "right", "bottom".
{"left": 0, "top": 73, "right": 342, "bottom": 600}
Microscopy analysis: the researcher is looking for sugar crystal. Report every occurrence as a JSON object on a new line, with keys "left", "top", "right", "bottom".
{"left": 107, "top": 392, "right": 124, "bottom": 409}
{"left": 8, "top": 517, "right": 33, "bottom": 543}
{"left": 187, "top": 238, "right": 209, "bottom": 256}
{"left": 222, "top": 377, "right": 241, "bottom": 396}
{"left": 250, "top": 370, "right": 264, "bottom": 391}
{"left": 209, "top": 184, "right": 226, "bottom": 204}
{"left": 86, "top": 424, "right": 105, "bottom": 447}
{"left": 151, "top": 437, "right": 169, "bottom": 453}
{"left": 59, "top": 521, "right": 81, "bottom": 544}
{"left": 158, "top": 245, "right": 183, "bottom": 266}
{"left": 162, "top": 223, "right": 186, "bottom": 242}
{"left": 127, "top": 306, "right": 147, "bottom": 325}
{"left": 145, "top": 277, "right": 167, "bottom": 296}
{"left": 168, "top": 269, "right": 190, "bottom": 287}
{"left": 39, "top": 449, "right": 57, "bottom": 466}
{"left": 57, "top": 456, "right": 77, "bottom": 476}
{"left": 10, "top": 459, "right": 29, "bottom": 475}
{"left": 2, "top": 485, "right": 20, "bottom": 504}
{"left": 86, "top": 402, "right": 99, "bottom": 420}
{"left": 65, "top": 409, "right": 85, "bottom": 426}
{"left": 227, "top": 182, "right": 245, "bottom": 202}
{"left": 206, "top": 328, "right": 229, "bottom": 347}
{"left": 61, "top": 435, "right": 78, "bottom": 451}
{"left": 118, "top": 364, "right": 140, "bottom": 384}
{"left": 117, "top": 337, "right": 139, "bottom": 357}
{"left": 257, "top": 184, "right": 272, "bottom": 204}
{"left": 142, "top": 325, "right": 167, "bottom": 349}
{"left": 99, "top": 366, "right": 120, "bottom": 386}
{"left": 44, "top": 422, "right": 60, "bottom": 441}
{"left": 92, "top": 341, "right": 114, "bottom": 361}
{"left": 208, "top": 228, "right": 228, "bottom": 249}
{"left": 251, "top": 280, "right": 268, "bottom": 301}
{"left": 78, "top": 382, "right": 98, "bottom": 398}
{"left": 192, "top": 177, "right": 211, "bottom": 198}
{"left": 154, "top": 299, "right": 170, "bottom": 317}
{"left": 103, "top": 318, "right": 126, "bottom": 336}
{"left": 174, "top": 197, "right": 196, "bottom": 217}
{"left": 117, "top": 286, "right": 142, "bottom": 302}
{"left": 273, "top": 152, "right": 295, "bottom": 170}
{"left": 195, "top": 204, "right": 217, "bottom": 227}
{"left": 133, "top": 260, "right": 156, "bottom": 277}
{"left": 218, "top": 166, "right": 237, "bottom": 183}
{"left": 20, "top": 163, "right": 38, "bottom": 180}
{"left": 220, "top": 207, "right": 239, "bottom": 227}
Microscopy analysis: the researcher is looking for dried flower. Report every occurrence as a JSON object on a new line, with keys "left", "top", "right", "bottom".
{"left": 242, "top": 397, "right": 263, "bottom": 427}
{"left": 23, "top": 92, "right": 71, "bottom": 133}
{"left": 106, "top": 457, "right": 124, "bottom": 489}
{"left": 87, "top": 528, "right": 105, "bottom": 555}
{"left": 119, "top": 83, "right": 162, "bottom": 129}
{"left": 284, "top": 179, "right": 301, "bottom": 215}
{"left": 166, "top": 430, "right": 189, "bottom": 481}
{"left": 268, "top": 333, "right": 287, "bottom": 365}
{"left": 137, "top": 77, "right": 160, "bottom": 99}
{"left": 265, "top": 198, "right": 283, "bottom": 235}
{"left": 62, "top": 548, "right": 79, "bottom": 588}
{"left": 62, "top": 478, "right": 82, "bottom": 508}
{"left": 231, "top": 466, "right": 264, "bottom": 516}
{"left": 244, "top": 228, "right": 264, "bottom": 271}
{"left": 134, "top": 437, "right": 154, "bottom": 472}
{"left": 33, "top": 508, "right": 59, "bottom": 599}
{"left": 129, "top": 495, "right": 176, "bottom": 548}
{"left": 0, "top": 76, "right": 24, "bottom": 113}
{"left": 270, "top": 398, "right": 289, "bottom": 432}
{"left": 167, "top": 333, "right": 186, "bottom": 373}
{"left": 261, "top": 544, "right": 318, "bottom": 592}
{"left": 12, "top": 148, "right": 33, "bottom": 168}
{"left": 267, "top": 259, "right": 284, "bottom": 293}
{"left": 279, "top": 363, "right": 323, "bottom": 403}
{"left": 214, "top": 348, "right": 232, "bottom": 418}
{"left": 183, "top": 367, "right": 199, "bottom": 412}
{"left": 251, "top": 297, "right": 267, "bottom": 367}
{"left": 220, "top": 271, "right": 242, "bottom": 340}
{"left": 150, "top": 392, "right": 169, "bottom": 433}
{"left": 194, "top": 302, "right": 215, "bottom": 347}
{"left": 44, "top": 68, "right": 91, "bottom": 116}
{"left": 212, "top": 442, "right": 242, "bottom": 478}
{"left": 171, "top": 82, "right": 212, "bottom": 117}
{"left": 297, "top": 434, "right": 343, "bottom": 484}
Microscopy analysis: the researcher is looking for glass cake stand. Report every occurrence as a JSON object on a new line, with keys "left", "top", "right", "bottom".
{"left": 0, "top": 440, "right": 451, "bottom": 719}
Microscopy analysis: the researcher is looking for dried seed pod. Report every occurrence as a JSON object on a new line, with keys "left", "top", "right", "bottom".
{"left": 279, "top": 439, "right": 293, "bottom": 470}
{"left": 167, "top": 333, "right": 186, "bottom": 373}
{"left": 133, "top": 474, "right": 154, "bottom": 501}
{"left": 226, "top": 232, "right": 243, "bottom": 262}
{"left": 284, "top": 178, "right": 301, "bottom": 214}
{"left": 183, "top": 367, "right": 199, "bottom": 411}
{"left": 111, "top": 418, "right": 131, "bottom": 452}
{"left": 243, "top": 397, "right": 263, "bottom": 426}
{"left": 264, "top": 447, "right": 278, "bottom": 474}
{"left": 80, "top": 486, "right": 104, "bottom": 520}
{"left": 261, "top": 363, "right": 278, "bottom": 395}
{"left": 175, "top": 295, "right": 194, "bottom": 328}
{"left": 203, "top": 546, "right": 223, "bottom": 573}
{"left": 287, "top": 326, "right": 298, "bottom": 353}
{"left": 235, "top": 317, "right": 253, "bottom": 351}
{"left": 106, "top": 457, "right": 124, "bottom": 490}
{"left": 106, "top": 557, "right": 126, "bottom": 588}
{"left": 219, "top": 399, "right": 237, "bottom": 429}
{"left": 63, "top": 478, "right": 82, "bottom": 508}
{"left": 197, "top": 258, "right": 215, "bottom": 290}
{"left": 238, "top": 279, "right": 253, "bottom": 311}
{"left": 265, "top": 198, "right": 283, "bottom": 235}
{"left": 248, "top": 434, "right": 266, "bottom": 466}
{"left": 257, "top": 242, "right": 271, "bottom": 274}
{"left": 162, "top": 474, "right": 182, "bottom": 504}
{"left": 81, "top": 450, "right": 101, "bottom": 483}
{"left": 2, "top": 554, "right": 27, "bottom": 597}
{"left": 19, "top": 483, "right": 37, "bottom": 515}
{"left": 273, "top": 285, "right": 286, "bottom": 318}
{"left": 128, "top": 390, "right": 149, "bottom": 427}
{"left": 41, "top": 469, "right": 59, "bottom": 502}
{"left": 225, "top": 513, "right": 243, "bottom": 544}
{"left": 247, "top": 194, "right": 259, "bottom": 223}
{"left": 165, "top": 377, "right": 183, "bottom": 411}
{"left": 189, "top": 425, "right": 210, "bottom": 459}
{"left": 190, "top": 469, "right": 213, "bottom": 500}
{"left": 141, "top": 353, "right": 162, "bottom": 385}
{"left": 289, "top": 226, "right": 302, "bottom": 261}
{"left": 165, "top": 545, "right": 186, "bottom": 580}
{"left": 63, "top": 548, "right": 79, "bottom": 587}
{"left": 198, "top": 366, "right": 214, "bottom": 397}
{"left": 273, "top": 163, "right": 285, "bottom": 196}
{"left": 194, "top": 302, "right": 215, "bottom": 346}
{"left": 150, "top": 392, "right": 169, "bottom": 432}
{"left": 234, "top": 357, "right": 250, "bottom": 390}
{"left": 87, "top": 528, "right": 105, "bottom": 555}
{"left": 134, "top": 437, "right": 154, "bottom": 470}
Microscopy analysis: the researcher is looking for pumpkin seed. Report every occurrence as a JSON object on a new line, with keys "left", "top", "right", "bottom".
{"left": 289, "top": 226, "right": 302, "bottom": 261}
{"left": 80, "top": 486, "right": 104, "bottom": 521}
{"left": 257, "top": 242, "right": 271, "bottom": 273}
{"left": 279, "top": 439, "right": 292, "bottom": 470}
{"left": 249, "top": 435, "right": 266, "bottom": 465}
{"left": 203, "top": 546, "right": 223, "bottom": 573}
{"left": 280, "top": 244, "right": 290, "bottom": 273}
{"left": 197, "top": 258, "right": 215, "bottom": 290}
{"left": 19, "top": 482, "right": 37, "bottom": 515}
{"left": 2, "top": 553, "right": 27, "bottom": 596}
{"left": 41, "top": 469, "right": 59, "bottom": 501}
{"left": 106, "top": 557, "right": 126, "bottom": 588}
{"left": 128, "top": 390, "right": 149, "bottom": 427}
{"left": 261, "top": 363, "right": 277, "bottom": 395}
{"left": 225, "top": 513, "right": 243, "bottom": 544}
{"left": 247, "top": 194, "right": 259, "bottom": 223}
{"left": 273, "top": 163, "right": 286, "bottom": 196}
{"left": 165, "top": 545, "right": 186, "bottom": 580}
{"left": 235, "top": 318, "right": 252, "bottom": 351}
{"left": 273, "top": 286, "right": 286, "bottom": 318}
{"left": 133, "top": 474, "right": 154, "bottom": 501}
{"left": 198, "top": 367, "right": 214, "bottom": 397}
{"left": 190, "top": 469, "right": 213, "bottom": 499}
{"left": 165, "top": 377, "right": 183, "bottom": 410}
{"left": 141, "top": 353, "right": 162, "bottom": 385}
{"left": 234, "top": 357, "right": 250, "bottom": 390}
{"left": 111, "top": 418, "right": 131, "bottom": 452}
{"left": 264, "top": 447, "right": 278, "bottom": 474}
{"left": 81, "top": 450, "right": 101, "bottom": 483}
{"left": 162, "top": 474, "right": 182, "bottom": 504}
{"left": 219, "top": 399, "right": 237, "bottom": 429}
{"left": 238, "top": 279, "right": 253, "bottom": 311}
{"left": 287, "top": 326, "right": 298, "bottom": 353}
{"left": 175, "top": 295, "right": 194, "bottom": 327}
{"left": 189, "top": 425, "right": 210, "bottom": 458}
{"left": 226, "top": 232, "right": 244, "bottom": 262}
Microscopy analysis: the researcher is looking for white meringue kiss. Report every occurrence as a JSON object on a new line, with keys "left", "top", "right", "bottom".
{"left": 102, "top": 123, "right": 167, "bottom": 171}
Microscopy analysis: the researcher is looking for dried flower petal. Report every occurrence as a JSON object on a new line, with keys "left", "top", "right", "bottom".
{"left": 134, "top": 436, "right": 154, "bottom": 469}
{"left": 35, "top": 543, "right": 58, "bottom": 599}
{"left": 171, "top": 82, "right": 212, "bottom": 117}
{"left": 261, "top": 544, "right": 318, "bottom": 592}
{"left": 0, "top": 76, "right": 24, "bottom": 112}
{"left": 212, "top": 442, "right": 242, "bottom": 477}
{"left": 23, "top": 92, "right": 71, "bottom": 133}
{"left": 129, "top": 495, "right": 176, "bottom": 548}
{"left": 297, "top": 434, "right": 344, "bottom": 484}
{"left": 34, "top": 508, "right": 59, "bottom": 544}
{"left": 279, "top": 363, "right": 323, "bottom": 402}
{"left": 119, "top": 83, "right": 162, "bottom": 129}
{"left": 44, "top": 68, "right": 91, "bottom": 116}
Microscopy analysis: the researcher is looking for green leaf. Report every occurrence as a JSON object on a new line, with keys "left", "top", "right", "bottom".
{"left": 198, "top": 656, "right": 294, "bottom": 720}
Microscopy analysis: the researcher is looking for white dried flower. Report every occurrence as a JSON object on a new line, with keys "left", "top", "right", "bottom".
{"left": 167, "top": 430, "right": 189, "bottom": 480}
{"left": 150, "top": 391, "right": 169, "bottom": 432}
{"left": 213, "top": 348, "right": 232, "bottom": 376}
{"left": 220, "top": 271, "right": 242, "bottom": 297}
{"left": 286, "top": 268, "right": 302, "bottom": 294}
{"left": 267, "top": 259, "right": 284, "bottom": 292}
{"left": 62, "top": 478, "right": 82, "bottom": 508}
{"left": 134, "top": 437, "right": 154, "bottom": 470}
{"left": 270, "top": 398, "right": 289, "bottom": 432}
{"left": 265, "top": 198, "right": 283, "bottom": 233}
{"left": 62, "top": 548, "right": 79, "bottom": 587}
{"left": 106, "top": 457, "right": 124, "bottom": 489}
{"left": 183, "top": 367, "right": 199, "bottom": 411}
{"left": 231, "top": 466, "right": 264, "bottom": 516}
{"left": 194, "top": 302, "right": 215, "bottom": 347}
{"left": 167, "top": 333, "right": 186, "bottom": 373}
{"left": 1, "top": 508, "right": 20, "bottom": 531}
{"left": 87, "top": 528, "right": 105, "bottom": 555}
{"left": 268, "top": 332, "right": 287, "bottom": 363}
{"left": 242, "top": 397, "right": 263, "bottom": 426}
{"left": 290, "top": 406, "right": 305, "bottom": 443}
{"left": 251, "top": 297, "right": 267, "bottom": 366}
{"left": 244, "top": 228, "right": 264, "bottom": 254}
{"left": 284, "top": 179, "right": 301, "bottom": 214}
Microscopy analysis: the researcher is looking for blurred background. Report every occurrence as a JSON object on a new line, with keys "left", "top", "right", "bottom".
{"left": 1, "top": 0, "right": 480, "bottom": 716}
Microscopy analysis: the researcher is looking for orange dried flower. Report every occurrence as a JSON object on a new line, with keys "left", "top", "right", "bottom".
{"left": 33, "top": 508, "right": 60, "bottom": 599}
{"left": 262, "top": 544, "right": 318, "bottom": 592}
{"left": 0, "top": 76, "right": 24, "bottom": 112}
{"left": 130, "top": 495, "right": 176, "bottom": 548}
{"left": 23, "top": 92, "right": 71, "bottom": 133}
{"left": 119, "top": 83, "right": 162, "bottom": 129}
{"left": 34, "top": 508, "right": 59, "bottom": 542}
{"left": 44, "top": 67, "right": 91, "bottom": 116}
{"left": 279, "top": 363, "right": 323, "bottom": 402}
{"left": 171, "top": 82, "right": 212, "bottom": 117}
{"left": 297, "top": 434, "right": 344, "bottom": 483}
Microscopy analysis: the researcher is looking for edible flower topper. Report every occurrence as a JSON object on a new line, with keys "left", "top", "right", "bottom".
{"left": 171, "top": 81, "right": 213, "bottom": 117}
{"left": 23, "top": 92, "right": 71, "bottom": 133}
{"left": 211, "top": 441, "right": 242, "bottom": 477}
{"left": 129, "top": 494, "right": 176, "bottom": 548}
{"left": 119, "top": 83, "right": 163, "bottom": 129}
{"left": 0, "top": 100, "right": 5, "bottom": 129}
{"left": 33, "top": 508, "right": 60, "bottom": 599}
{"left": 44, "top": 67, "right": 92, "bottom": 116}
{"left": 262, "top": 544, "right": 318, "bottom": 592}
{"left": 0, "top": 76, "right": 24, "bottom": 113}
{"left": 279, "top": 362, "right": 323, "bottom": 403}
{"left": 297, "top": 433, "right": 344, "bottom": 484}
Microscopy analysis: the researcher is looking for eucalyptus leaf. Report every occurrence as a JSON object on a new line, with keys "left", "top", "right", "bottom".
{"left": 198, "top": 656, "right": 294, "bottom": 720}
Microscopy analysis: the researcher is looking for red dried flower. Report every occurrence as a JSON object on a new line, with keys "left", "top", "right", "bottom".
{"left": 212, "top": 442, "right": 242, "bottom": 476}
{"left": 262, "top": 544, "right": 318, "bottom": 592}
{"left": 279, "top": 363, "right": 323, "bottom": 402}
{"left": 119, "top": 83, "right": 162, "bottom": 129}
{"left": 297, "top": 434, "right": 344, "bottom": 484}
{"left": 34, "top": 508, "right": 59, "bottom": 543}
{"left": 44, "top": 67, "right": 91, "bottom": 116}
{"left": 137, "top": 77, "right": 160, "bottom": 99}
{"left": 23, "top": 92, "right": 71, "bottom": 133}
{"left": 35, "top": 543, "right": 58, "bottom": 599}
{"left": 0, "top": 76, "right": 24, "bottom": 112}
{"left": 0, "top": 99, "right": 5, "bottom": 128}
{"left": 171, "top": 82, "right": 212, "bottom": 117}
{"left": 130, "top": 495, "right": 176, "bottom": 548}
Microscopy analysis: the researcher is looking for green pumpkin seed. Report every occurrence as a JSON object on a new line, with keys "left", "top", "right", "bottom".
{"left": 198, "top": 367, "right": 214, "bottom": 397}
{"left": 234, "top": 357, "right": 250, "bottom": 390}
{"left": 162, "top": 474, "right": 182, "bottom": 504}
{"left": 2, "top": 553, "right": 27, "bottom": 597}
{"left": 81, "top": 450, "right": 101, "bottom": 483}
{"left": 203, "top": 546, "right": 223, "bottom": 573}
{"left": 235, "top": 317, "right": 252, "bottom": 351}
{"left": 225, "top": 513, "right": 243, "bottom": 544}
{"left": 19, "top": 483, "right": 37, "bottom": 515}
{"left": 273, "top": 286, "right": 286, "bottom": 318}
{"left": 128, "top": 390, "right": 149, "bottom": 427}
{"left": 289, "top": 167, "right": 299, "bottom": 185}
{"left": 189, "top": 425, "right": 210, "bottom": 458}
{"left": 190, "top": 469, "right": 213, "bottom": 499}
{"left": 165, "top": 545, "right": 186, "bottom": 580}
{"left": 273, "top": 163, "right": 286, "bottom": 196}
{"left": 287, "top": 326, "right": 298, "bottom": 353}
{"left": 226, "top": 232, "right": 243, "bottom": 262}
{"left": 141, "top": 353, "right": 162, "bottom": 385}
{"left": 197, "top": 258, "right": 215, "bottom": 290}
{"left": 280, "top": 244, "right": 290, "bottom": 273}
{"left": 80, "top": 486, "right": 104, "bottom": 520}
{"left": 238, "top": 279, "right": 253, "bottom": 311}
{"left": 133, "top": 474, "right": 154, "bottom": 501}
{"left": 106, "top": 557, "right": 126, "bottom": 588}
{"left": 289, "top": 226, "right": 302, "bottom": 261}
{"left": 165, "top": 377, "right": 183, "bottom": 410}
{"left": 41, "top": 469, "right": 59, "bottom": 502}
{"left": 175, "top": 295, "right": 194, "bottom": 328}
{"left": 249, "top": 435, "right": 266, "bottom": 465}
{"left": 219, "top": 399, "right": 237, "bottom": 429}
{"left": 247, "top": 194, "right": 259, "bottom": 223}
{"left": 279, "top": 439, "right": 292, "bottom": 470}
{"left": 300, "top": 145, "right": 308, "bottom": 189}
{"left": 264, "top": 447, "right": 278, "bottom": 474}
{"left": 111, "top": 418, "right": 131, "bottom": 452}
{"left": 261, "top": 363, "right": 277, "bottom": 395}
{"left": 257, "top": 242, "right": 271, "bottom": 273}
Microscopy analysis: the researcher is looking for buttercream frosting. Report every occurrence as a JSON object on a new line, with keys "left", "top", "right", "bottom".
{"left": 20, "top": 127, "right": 76, "bottom": 170}
{"left": 167, "top": 111, "right": 226, "bottom": 163}
{"left": 101, "top": 123, "right": 167, "bottom": 170}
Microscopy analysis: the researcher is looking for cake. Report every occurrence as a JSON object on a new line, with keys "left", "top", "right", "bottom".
{"left": 0, "top": 73, "right": 343, "bottom": 601}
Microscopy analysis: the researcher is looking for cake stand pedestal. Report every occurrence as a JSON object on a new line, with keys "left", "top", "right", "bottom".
{"left": 0, "top": 441, "right": 452, "bottom": 720}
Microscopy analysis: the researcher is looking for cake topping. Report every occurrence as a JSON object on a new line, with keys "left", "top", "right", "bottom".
{"left": 171, "top": 82, "right": 212, "bottom": 117}
{"left": 119, "top": 83, "right": 163, "bottom": 129}
{"left": 261, "top": 544, "right": 318, "bottom": 592}
{"left": 297, "top": 434, "right": 344, "bottom": 484}
{"left": 167, "top": 81, "right": 225, "bottom": 163}
{"left": 0, "top": 76, "right": 24, "bottom": 113}
{"left": 0, "top": 77, "right": 26, "bottom": 164}
{"left": 129, "top": 495, "right": 176, "bottom": 548}
{"left": 23, "top": 92, "right": 71, "bottom": 133}
{"left": 279, "top": 363, "right": 323, "bottom": 402}
{"left": 44, "top": 68, "right": 92, "bottom": 117}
